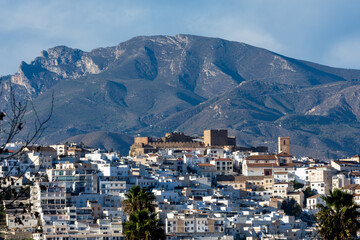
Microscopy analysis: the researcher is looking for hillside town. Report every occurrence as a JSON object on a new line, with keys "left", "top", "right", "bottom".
{"left": 1, "top": 129, "right": 360, "bottom": 239}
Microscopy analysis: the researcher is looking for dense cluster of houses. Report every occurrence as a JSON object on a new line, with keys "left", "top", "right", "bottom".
{"left": 1, "top": 130, "right": 360, "bottom": 239}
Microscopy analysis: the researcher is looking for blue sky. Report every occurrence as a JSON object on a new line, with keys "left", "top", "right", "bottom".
{"left": 1, "top": 0, "right": 360, "bottom": 76}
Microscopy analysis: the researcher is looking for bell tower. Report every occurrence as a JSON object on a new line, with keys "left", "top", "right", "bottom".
{"left": 278, "top": 137, "right": 290, "bottom": 154}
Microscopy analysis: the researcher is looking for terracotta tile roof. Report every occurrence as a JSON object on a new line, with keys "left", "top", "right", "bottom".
{"left": 244, "top": 176, "right": 267, "bottom": 180}
{"left": 343, "top": 184, "right": 359, "bottom": 189}
{"left": 197, "top": 163, "right": 215, "bottom": 167}
{"left": 246, "top": 163, "right": 279, "bottom": 168}
{"left": 308, "top": 194, "right": 323, "bottom": 199}
{"left": 214, "top": 158, "right": 233, "bottom": 161}
{"left": 276, "top": 152, "right": 293, "bottom": 157}
{"left": 218, "top": 175, "right": 265, "bottom": 182}
{"left": 246, "top": 155, "right": 276, "bottom": 160}
{"left": 235, "top": 176, "right": 262, "bottom": 182}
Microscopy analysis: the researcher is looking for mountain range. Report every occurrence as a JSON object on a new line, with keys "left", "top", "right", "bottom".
{"left": 2, "top": 34, "right": 360, "bottom": 159}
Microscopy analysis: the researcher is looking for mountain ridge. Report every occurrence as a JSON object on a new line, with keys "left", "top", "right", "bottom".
{"left": 3, "top": 34, "right": 360, "bottom": 158}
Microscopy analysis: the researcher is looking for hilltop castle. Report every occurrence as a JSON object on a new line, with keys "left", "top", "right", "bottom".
{"left": 129, "top": 129, "right": 236, "bottom": 156}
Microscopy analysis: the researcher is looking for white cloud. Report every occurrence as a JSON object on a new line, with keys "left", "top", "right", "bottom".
{"left": 1, "top": 0, "right": 360, "bottom": 75}
{"left": 183, "top": 14, "right": 284, "bottom": 53}
{"left": 217, "top": 27, "right": 284, "bottom": 53}
{"left": 324, "top": 37, "right": 360, "bottom": 69}
{"left": 0, "top": 0, "right": 148, "bottom": 75}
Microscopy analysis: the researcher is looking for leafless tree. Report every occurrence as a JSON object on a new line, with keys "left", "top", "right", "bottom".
{"left": 0, "top": 80, "right": 53, "bottom": 212}
{"left": 0, "top": 84, "right": 53, "bottom": 158}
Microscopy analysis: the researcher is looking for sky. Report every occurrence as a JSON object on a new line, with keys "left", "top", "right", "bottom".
{"left": 0, "top": 0, "right": 360, "bottom": 76}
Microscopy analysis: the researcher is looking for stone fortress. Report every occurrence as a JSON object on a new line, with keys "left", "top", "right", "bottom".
{"left": 129, "top": 129, "right": 268, "bottom": 157}
{"left": 129, "top": 129, "right": 238, "bottom": 157}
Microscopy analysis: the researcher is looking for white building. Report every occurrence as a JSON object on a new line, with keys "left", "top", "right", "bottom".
{"left": 306, "top": 194, "right": 325, "bottom": 214}
{"left": 273, "top": 182, "right": 294, "bottom": 198}
{"left": 99, "top": 180, "right": 127, "bottom": 195}
{"left": 210, "top": 158, "right": 233, "bottom": 175}
{"left": 292, "top": 167, "right": 309, "bottom": 184}
{"left": 152, "top": 189, "right": 180, "bottom": 202}
{"left": 308, "top": 167, "right": 333, "bottom": 194}
{"left": 274, "top": 172, "right": 289, "bottom": 183}
{"left": 23, "top": 146, "right": 57, "bottom": 170}
{"left": 50, "top": 144, "right": 67, "bottom": 156}
{"left": 206, "top": 148, "right": 225, "bottom": 159}
{"left": 30, "top": 182, "right": 68, "bottom": 225}
{"left": 6, "top": 213, "right": 38, "bottom": 231}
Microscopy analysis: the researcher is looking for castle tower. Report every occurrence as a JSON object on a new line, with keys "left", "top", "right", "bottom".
{"left": 204, "top": 129, "right": 228, "bottom": 146}
{"left": 278, "top": 137, "right": 290, "bottom": 154}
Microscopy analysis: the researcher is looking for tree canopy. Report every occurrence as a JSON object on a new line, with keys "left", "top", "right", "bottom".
{"left": 281, "top": 198, "right": 302, "bottom": 217}
{"left": 303, "top": 187, "right": 316, "bottom": 207}
{"left": 122, "top": 185, "right": 156, "bottom": 214}
{"left": 122, "top": 185, "right": 165, "bottom": 240}
{"left": 316, "top": 189, "right": 360, "bottom": 240}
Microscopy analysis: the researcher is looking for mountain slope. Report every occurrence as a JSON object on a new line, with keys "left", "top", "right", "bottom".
{"left": 63, "top": 131, "right": 133, "bottom": 155}
{"left": 4, "top": 34, "right": 360, "bottom": 158}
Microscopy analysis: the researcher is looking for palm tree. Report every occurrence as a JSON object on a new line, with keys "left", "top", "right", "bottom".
{"left": 122, "top": 185, "right": 165, "bottom": 240}
{"left": 122, "top": 185, "right": 156, "bottom": 215}
{"left": 123, "top": 209, "right": 165, "bottom": 240}
{"left": 316, "top": 189, "right": 360, "bottom": 240}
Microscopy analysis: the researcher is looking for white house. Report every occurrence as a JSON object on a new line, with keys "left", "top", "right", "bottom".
{"left": 210, "top": 158, "right": 233, "bottom": 175}
{"left": 306, "top": 194, "right": 325, "bottom": 214}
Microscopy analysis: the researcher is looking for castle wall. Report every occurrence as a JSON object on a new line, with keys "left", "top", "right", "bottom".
{"left": 163, "top": 132, "right": 193, "bottom": 142}
{"left": 134, "top": 137, "right": 151, "bottom": 144}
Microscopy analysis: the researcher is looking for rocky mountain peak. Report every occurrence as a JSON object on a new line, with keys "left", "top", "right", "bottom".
{"left": 5, "top": 35, "right": 360, "bottom": 158}
{"left": 11, "top": 46, "right": 104, "bottom": 96}
{"left": 39, "top": 46, "right": 83, "bottom": 65}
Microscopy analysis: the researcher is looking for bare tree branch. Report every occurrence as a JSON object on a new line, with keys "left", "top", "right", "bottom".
{"left": 0, "top": 80, "right": 54, "bottom": 210}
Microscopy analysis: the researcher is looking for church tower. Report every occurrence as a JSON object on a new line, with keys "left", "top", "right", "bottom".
{"left": 278, "top": 137, "right": 290, "bottom": 154}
